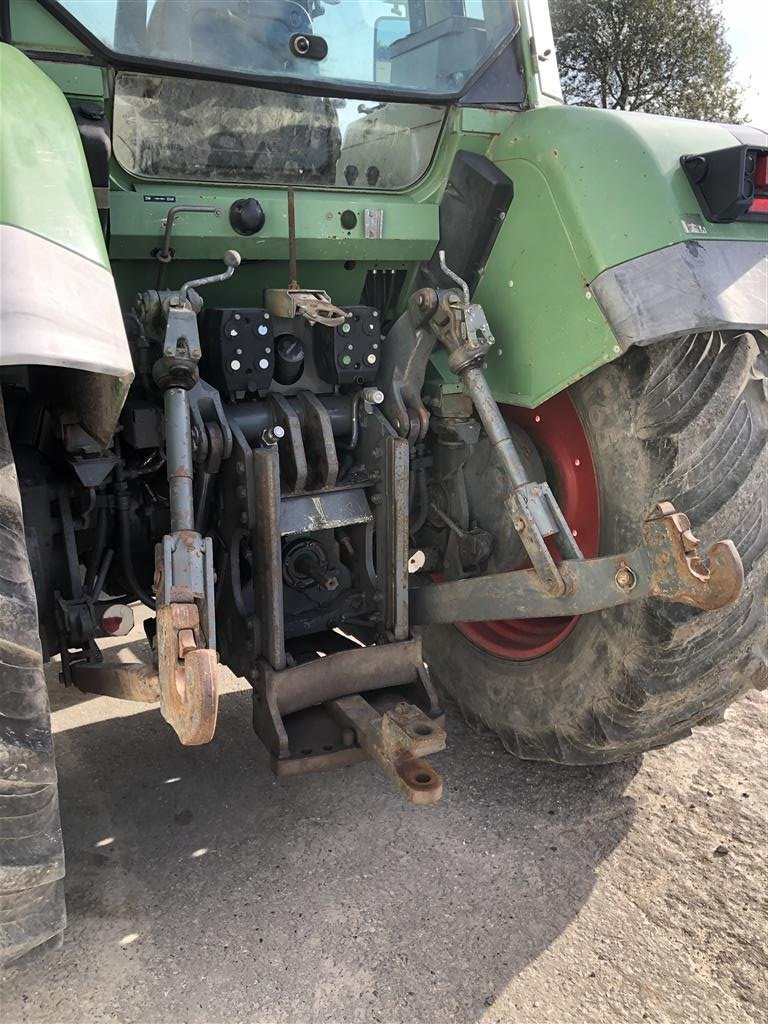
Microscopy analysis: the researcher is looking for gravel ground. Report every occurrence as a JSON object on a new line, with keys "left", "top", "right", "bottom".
{"left": 2, "top": 655, "right": 766, "bottom": 1024}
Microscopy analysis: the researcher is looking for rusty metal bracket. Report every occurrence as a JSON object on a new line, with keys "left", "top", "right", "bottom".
{"left": 264, "top": 288, "right": 350, "bottom": 328}
{"left": 70, "top": 653, "right": 160, "bottom": 703}
{"left": 262, "top": 188, "right": 350, "bottom": 328}
{"left": 410, "top": 501, "right": 744, "bottom": 624}
{"left": 327, "top": 696, "right": 446, "bottom": 804}
{"left": 250, "top": 637, "right": 445, "bottom": 788}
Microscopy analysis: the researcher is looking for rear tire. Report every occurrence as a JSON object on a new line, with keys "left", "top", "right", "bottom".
{"left": 423, "top": 331, "right": 768, "bottom": 764}
{"left": 0, "top": 389, "right": 65, "bottom": 966}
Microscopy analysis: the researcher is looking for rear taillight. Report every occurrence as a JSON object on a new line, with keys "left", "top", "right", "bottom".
{"left": 681, "top": 144, "right": 768, "bottom": 222}
{"left": 751, "top": 153, "right": 768, "bottom": 214}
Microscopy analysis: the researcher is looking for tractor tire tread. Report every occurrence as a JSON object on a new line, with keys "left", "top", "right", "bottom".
{"left": 0, "top": 390, "right": 66, "bottom": 966}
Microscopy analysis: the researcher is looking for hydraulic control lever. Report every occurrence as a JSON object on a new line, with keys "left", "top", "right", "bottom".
{"left": 177, "top": 248, "right": 240, "bottom": 306}
{"left": 418, "top": 254, "right": 582, "bottom": 596}
{"left": 150, "top": 249, "right": 242, "bottom": 744}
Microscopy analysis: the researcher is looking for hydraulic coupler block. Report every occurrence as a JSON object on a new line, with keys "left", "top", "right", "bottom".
{"left": 200, "top": 307, "right": 275, "bottom": 400}
{"left": 314, "top": 305, "right": 382, "bottom": 385}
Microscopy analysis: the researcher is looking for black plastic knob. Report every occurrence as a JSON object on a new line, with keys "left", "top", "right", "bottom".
{"left": 229, "top": 198, "right": 266, "bottom": 236}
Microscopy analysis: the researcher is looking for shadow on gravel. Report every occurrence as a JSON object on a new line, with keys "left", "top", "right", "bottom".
{"left": 7, "top": 680, "right": 641, "bottom": 1024}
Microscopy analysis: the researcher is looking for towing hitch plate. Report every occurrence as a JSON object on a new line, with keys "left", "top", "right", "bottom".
{"left": 250, "top": 637, "right": 447, "bottom": 800}
{"left": 327, "top": 696, "right": 446, "bottom": 805}
{"left": 410, "top": 502, "right": 744, "bottom": 625}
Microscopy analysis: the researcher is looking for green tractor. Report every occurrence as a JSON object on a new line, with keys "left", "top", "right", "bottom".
{"left": 1, "top": 0, "right": 766, "bottom": 965}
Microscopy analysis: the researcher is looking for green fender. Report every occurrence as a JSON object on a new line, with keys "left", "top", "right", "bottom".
{"left": 463, "top": 104, "right": 767, "bottom": 408}
{"left": 0, "top": 44, "right": 131, "bottom": 444}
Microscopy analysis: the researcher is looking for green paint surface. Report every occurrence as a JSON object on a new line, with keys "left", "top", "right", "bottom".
{"left": 474, "top": 157, "right": 619, "bottom": 406}
{"left": 489, "top": 104, "right": 766, "bottom": 280}
{"left": 35, "top": 59, "right": 105, "bottom": 97}
{"left": 0, "top": 44, "right": 108, "bottom": 268}
{"left": 476, "top": 104, "right": 767, "bottom": 406}
{"left": 9, "top": 0, "right": 90, "bottom": 52}
{"left": 108, "top": 188, "right": 440, "bottom": 264}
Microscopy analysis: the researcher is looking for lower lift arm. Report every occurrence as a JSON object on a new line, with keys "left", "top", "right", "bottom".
{"left": 410, "top": 501, "right": 743, "bottom": 625}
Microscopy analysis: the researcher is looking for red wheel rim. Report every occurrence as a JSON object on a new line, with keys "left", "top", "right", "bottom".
{"left": 457, "top": 391, "right": 599, "bottom": 660}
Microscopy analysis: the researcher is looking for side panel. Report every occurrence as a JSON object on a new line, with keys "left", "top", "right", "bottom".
{"left": 479, "top": 104, "right": 768, "bottom": 407}
{"left": 0, "top": 44, "right": 131, "bottom": 440}
{"left": 470, "top": 156, "right": 621, "bottom": 407}
{"left": 0, "top": 45, "right": 106, "bottom": 265}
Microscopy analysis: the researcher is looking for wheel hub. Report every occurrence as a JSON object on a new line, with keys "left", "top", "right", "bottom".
{"left": 458, "top": 391, "right": 600, "bottom": 660}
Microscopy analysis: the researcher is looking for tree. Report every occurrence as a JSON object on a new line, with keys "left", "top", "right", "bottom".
{"left": 550, "top": 0, "right": 745, "bottom": 122}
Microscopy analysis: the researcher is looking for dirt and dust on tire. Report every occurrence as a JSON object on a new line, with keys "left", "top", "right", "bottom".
{"left": 0, "top": 392, "right": 66, "bottom": 967}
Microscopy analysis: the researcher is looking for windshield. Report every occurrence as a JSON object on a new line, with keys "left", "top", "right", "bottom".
{"left": 58, "top": 0, "right": 519, "bottom": 97}
{"left": 113, "top": 73, "right": 446, "bottom": 190}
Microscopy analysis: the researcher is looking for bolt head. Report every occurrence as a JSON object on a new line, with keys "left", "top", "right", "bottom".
{"left": 362, "top": 387, "right": 384, "bottom": 405}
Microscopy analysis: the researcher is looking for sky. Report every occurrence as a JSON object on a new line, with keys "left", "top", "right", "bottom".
{"left": 721, "top": 0, "right": 768, "bottom": 127}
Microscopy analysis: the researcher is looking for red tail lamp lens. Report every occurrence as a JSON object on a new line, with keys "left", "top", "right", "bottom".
{"left": 751, "top": 154, "right": 768, "bottom": 213}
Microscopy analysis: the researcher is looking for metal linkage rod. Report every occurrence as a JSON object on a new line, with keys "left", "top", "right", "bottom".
{"left": 164, "top": 387, "right": 195, "bottom": 533}
{"left": 461, "top": 366, "right": 531, "bottom": 488}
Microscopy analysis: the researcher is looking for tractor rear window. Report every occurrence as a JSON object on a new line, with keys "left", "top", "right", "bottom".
{"left": 58, "top": 1, "right": 519, "bottom": 99}
{"left": 113, "top": 73, "right": 445, "bottom": 189}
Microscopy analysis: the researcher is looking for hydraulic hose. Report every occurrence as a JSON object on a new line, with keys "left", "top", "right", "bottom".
{"left": 114, "top": 439, "right": 156, "bottom": 610}
{"left": 83, "top": 507, "right": 108, "bottom": 596}
{"left": 117, "top": 503, "right": 155, "bottom": 610}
